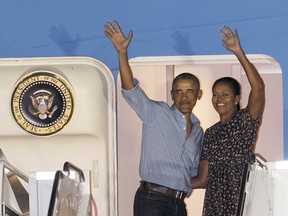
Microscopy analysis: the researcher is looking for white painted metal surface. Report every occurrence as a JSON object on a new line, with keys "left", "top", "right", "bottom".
{"left": 0, "top": 57, "right": 117, "bottom": 216}
{"left": 242, "top": 159, "right": 288, "bottom": 216}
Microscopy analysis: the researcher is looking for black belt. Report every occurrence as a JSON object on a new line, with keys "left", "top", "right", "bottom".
{"left": 140, "top": 181, "right": 187, "bottom": 200}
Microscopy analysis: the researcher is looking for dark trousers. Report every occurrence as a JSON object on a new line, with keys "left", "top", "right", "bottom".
{"left": 133, "top": 187, "right": 187, "bottom": 216}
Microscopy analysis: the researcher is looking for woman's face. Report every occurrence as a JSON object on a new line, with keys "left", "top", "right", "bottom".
{"left": 212, "top": 83, "right": 239, "bottom": 116}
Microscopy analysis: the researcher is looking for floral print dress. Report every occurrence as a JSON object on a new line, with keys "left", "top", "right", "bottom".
{"left": 201, "top": 107, "right": 262, "bottom": 216}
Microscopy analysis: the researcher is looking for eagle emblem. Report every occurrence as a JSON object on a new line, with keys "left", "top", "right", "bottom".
{"left": 29, "top": 90, "right": 58, "bottom": 120}
{"left": 11, "top": 71, "right": 74, "bottom": 136}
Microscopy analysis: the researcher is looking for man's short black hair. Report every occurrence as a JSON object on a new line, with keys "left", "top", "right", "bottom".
{"left": 172, "top": 72, "right": 200, "bottom": 90}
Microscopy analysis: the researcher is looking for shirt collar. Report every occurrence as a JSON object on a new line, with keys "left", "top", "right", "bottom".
{"left": 171, "top": 104, "right": 200, "bottom": 126}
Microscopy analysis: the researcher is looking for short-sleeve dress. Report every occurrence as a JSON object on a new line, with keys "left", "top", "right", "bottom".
{"left": 201, "top": 107, "right": 262, "bottom": 216}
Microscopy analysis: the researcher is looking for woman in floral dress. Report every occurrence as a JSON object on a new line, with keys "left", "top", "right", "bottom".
{"left": 192, "top": 26, "right": 265, "bottom": 215}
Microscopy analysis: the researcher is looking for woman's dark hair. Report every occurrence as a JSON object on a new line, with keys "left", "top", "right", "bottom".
{"left": 172, "top": 72, "right": 200, "bottom": 90}
{"left": 213, "top": 77, "right": 241, "bottom": 110}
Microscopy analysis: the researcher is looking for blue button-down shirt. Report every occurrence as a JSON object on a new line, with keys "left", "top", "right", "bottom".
{"left": 122, "top": 79, "right": 203, "bottom": 196}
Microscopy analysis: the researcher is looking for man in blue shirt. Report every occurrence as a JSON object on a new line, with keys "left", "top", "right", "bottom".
{"left": 105, "top": 21, "right": 204, "bottom": 216}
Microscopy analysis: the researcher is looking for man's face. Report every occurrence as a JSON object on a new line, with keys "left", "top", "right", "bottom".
{"left": 171, "top": 79, "right": 202, "bottom": 116}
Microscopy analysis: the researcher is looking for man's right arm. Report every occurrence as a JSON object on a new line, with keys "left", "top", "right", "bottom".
{"left": 104, "top": 21, "right": 134, "bottom": 90}
{"left": 118, "top": 50, "right": 135, "bottom": 90}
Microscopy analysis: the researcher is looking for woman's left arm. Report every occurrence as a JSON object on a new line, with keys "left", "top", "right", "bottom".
{"left": 221, "top": 26, "right": 265, "bottom": 119}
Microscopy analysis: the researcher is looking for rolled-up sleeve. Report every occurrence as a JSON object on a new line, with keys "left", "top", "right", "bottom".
{"left": 122, "top": 79, "right": 157, "bottom": 124}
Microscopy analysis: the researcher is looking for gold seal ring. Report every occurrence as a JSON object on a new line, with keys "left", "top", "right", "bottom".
{"left": 11, "top": 70, "right": 74, "bottom": 136}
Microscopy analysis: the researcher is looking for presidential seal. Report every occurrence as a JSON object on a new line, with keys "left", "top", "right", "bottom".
{"left": 11, "top": 71, "right": 74, "bottom": 136}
